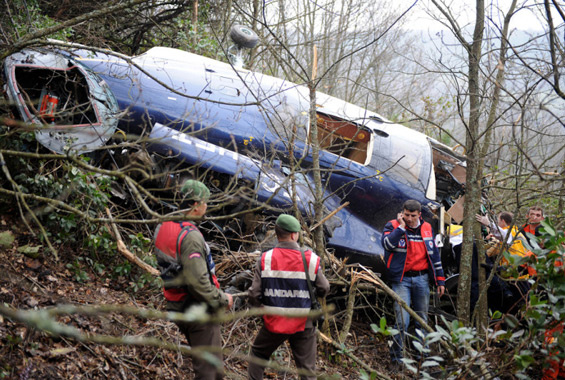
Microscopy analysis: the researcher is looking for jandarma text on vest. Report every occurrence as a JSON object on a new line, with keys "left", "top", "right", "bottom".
{"left": 264, "top": 288, "right": 310, "bottom": 298}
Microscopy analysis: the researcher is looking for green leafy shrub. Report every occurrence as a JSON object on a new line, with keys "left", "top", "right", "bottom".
{"left": 4, "top": 0, "right": 73, "bottom": 41}
{"left": 515, "top": 220, "right": 565, "bottom": 377}
{"left": 13, "top": 160, "right": 114, "bottom": 247}
{"left": 66, "top": 257, "right": 91, "bottom": 282}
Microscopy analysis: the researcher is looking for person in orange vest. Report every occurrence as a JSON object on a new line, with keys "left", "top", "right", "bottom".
{"left": 522, "top": 206, "right": 544, "bottom": 248}
{"left": 154, "top": 179, "right": 233, "bottom": 380}
{"left": 247, "top": 214, "right": 330, "bottom": 380}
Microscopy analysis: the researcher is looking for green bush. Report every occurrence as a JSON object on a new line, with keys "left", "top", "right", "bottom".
{"left": 4, "top": 0, "right": 73, "bottom": 41}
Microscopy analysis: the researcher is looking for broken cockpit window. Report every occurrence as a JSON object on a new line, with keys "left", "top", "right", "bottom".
{"left": 4, "top": 49, "right": 119, "bottom": 154}
{"left": 14, "top": 67, "right": 98, "bottom": 125}
{"left": 313, "top": 112, "right": 372, "bottom": 165}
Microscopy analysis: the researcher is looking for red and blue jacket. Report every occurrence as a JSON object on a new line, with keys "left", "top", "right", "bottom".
{"left": 260, "top": 246, "right": 321, "bottom": 334}
{"left": 381, "top": 218, "right": 445, "bottom": 286}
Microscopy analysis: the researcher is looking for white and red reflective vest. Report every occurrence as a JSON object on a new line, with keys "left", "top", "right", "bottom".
{"left": 260, "top": 246, "right": 321, "bottom": 334}
{"left": 154, "top": 221, "right": 219, "bottom": 303}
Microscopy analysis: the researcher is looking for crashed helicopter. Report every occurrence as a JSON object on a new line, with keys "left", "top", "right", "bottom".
{"left": 2, "top": 33, "right": 468, "bottom": 275}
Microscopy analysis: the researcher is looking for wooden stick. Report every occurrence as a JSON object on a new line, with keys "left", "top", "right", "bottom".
{"left": 309, "top": 201, "right": 350, "bottom": 232}
{"left": 105, "top": 208, "right": 160, "bottom": 276}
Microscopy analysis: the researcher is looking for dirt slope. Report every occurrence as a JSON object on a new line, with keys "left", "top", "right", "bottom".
{"left": 0, "top": 222, "right": 392, "bottom": 380}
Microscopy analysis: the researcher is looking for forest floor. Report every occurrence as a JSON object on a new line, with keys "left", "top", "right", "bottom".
{"left": 0, "top": 216, "right": 406, "bottom": 380}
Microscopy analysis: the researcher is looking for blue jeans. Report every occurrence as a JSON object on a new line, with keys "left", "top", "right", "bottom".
{"left": 390, "top": 273, "right": 430, "bottom": 362}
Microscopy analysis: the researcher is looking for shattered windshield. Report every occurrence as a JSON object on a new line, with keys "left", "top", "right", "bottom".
{"left": 370, "top": 128, "right": 432, "bottom": 193}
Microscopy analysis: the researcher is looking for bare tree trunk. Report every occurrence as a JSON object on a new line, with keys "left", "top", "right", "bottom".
{"left": 247, "top": 0, "right": 260, "bottom": 70}
{"left": 192, "top": 0, "right": 198, "bottom": 47}
{"left": 472, "top": 0, "right": 518, "bottom": 333}
{"left": 307, "top": 47, "right": 325, "bottom": 261}
{"left": 457, "top": 0, "right": 485, "bottom": 325}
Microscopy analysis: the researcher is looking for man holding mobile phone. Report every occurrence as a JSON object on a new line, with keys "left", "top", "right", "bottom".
{"left": 382, "top": 199, "right": 445, "bottom": 366}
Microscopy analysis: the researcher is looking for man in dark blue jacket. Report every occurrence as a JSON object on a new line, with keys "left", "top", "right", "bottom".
{"left": 382, "top": 199, "right": 445, "bottom": 365}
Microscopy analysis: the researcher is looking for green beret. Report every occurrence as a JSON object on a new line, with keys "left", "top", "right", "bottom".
{"left": 180, "top": 179, "right": 210, "bottom": 202}
{"left": 276, "top": 214, "right": 301, "bottom": 232}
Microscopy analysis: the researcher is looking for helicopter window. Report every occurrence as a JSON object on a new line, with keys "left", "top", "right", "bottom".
{"left": 371, "top": 131, "right": 431, "bottom": 192}
{"left": 14, "top": 67, "right": 98, "bottom": 125}
{"left": 313, "top": 112, "right": 371, "bottom": 165}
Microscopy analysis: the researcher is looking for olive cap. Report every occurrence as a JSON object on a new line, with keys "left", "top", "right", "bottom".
{"left": 180, "top": 179, "right": 210, "bottom": 202}
{"left": 276, "top": 214, "right": 301, "bottom": 232}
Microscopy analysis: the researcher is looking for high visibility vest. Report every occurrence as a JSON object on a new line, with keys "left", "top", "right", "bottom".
{"left": 447, "top": 224, "right": 463, "bottom": 246}
{"left": 497, "top": 226, "right": 536, "bottom": 278}
{"left": 260, "top": 246, "right": 320, "bottom": 334}
{"left": 154, "top": 221, "right": 219, "bottom": 302}
{"left": 500, "top": 226, "right": 529, "bottom": 261}
{"left": 522, "top": 223, "right": 539, "bottom": 236}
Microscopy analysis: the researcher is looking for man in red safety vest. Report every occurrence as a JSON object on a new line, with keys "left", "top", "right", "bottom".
{"left": 154, "top": 179, "right": 233, "bottom": 380}
{"left": 247, "top": 214, "right": 330, "bottom": 380}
